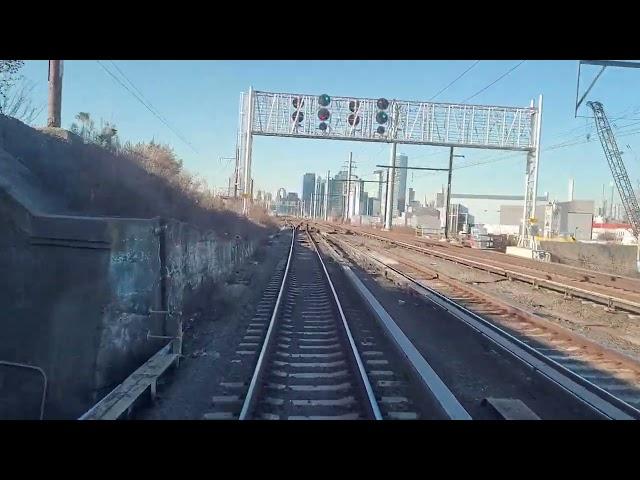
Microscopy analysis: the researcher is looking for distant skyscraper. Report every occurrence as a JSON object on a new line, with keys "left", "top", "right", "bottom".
{"left": 395, "top": 154, "right": 408, "bottom": 214}
{"left": 328, "top": 171, "right": 348, "bottom": 218}
{"left": 302, "top": 173, "right": 316, "bottom": 216}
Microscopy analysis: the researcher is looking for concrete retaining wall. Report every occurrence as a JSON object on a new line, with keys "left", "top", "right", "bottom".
{"left": 0, "top": 191, "right": 259, "bottom": 419}
{"left": 0, "top": 115, "right": 268, "bottom": 419}
{"left": 540, "top": 240, "right": 639, "bottom": 277}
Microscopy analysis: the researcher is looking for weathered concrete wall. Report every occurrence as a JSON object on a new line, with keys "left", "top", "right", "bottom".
{"left": 0, "top": 190, "right": 261, "bottom": 418}
{"left": 164, "top": 222, "right": 257, "bottom": 320}
{"left": 0, "top": 192, "right": 168, "bottom": 418}
{"left": 0, "top": 115, "right": 271, "bottom": 419}
{"left": 540, "top": 240, "right": 639, "bottom": 277}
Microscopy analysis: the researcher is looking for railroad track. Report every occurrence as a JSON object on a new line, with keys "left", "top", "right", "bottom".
{"left": 374, "top": 228, "right": 640, "bottom": 295}
{"left": 322, "top": 231, "right": 640, "bottom": 420}
{"left": 319, "top": 223, "right": 640, "bottom": 315}
{"left": 203, "top": 226, "right": 433, "bottom": 420}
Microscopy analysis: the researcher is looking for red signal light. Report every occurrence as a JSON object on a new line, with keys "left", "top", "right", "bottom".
{"left": 318, "top": 108, "right": 330, "bottom": 121}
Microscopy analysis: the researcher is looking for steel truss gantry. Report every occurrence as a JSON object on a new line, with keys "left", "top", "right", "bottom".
{"left": 235, "top": 88, "right": 543, "bottom": 247}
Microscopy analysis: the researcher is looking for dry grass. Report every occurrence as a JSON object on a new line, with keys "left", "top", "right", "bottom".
{"left": 0, "top": 114, "right": 275, "bottom": 239}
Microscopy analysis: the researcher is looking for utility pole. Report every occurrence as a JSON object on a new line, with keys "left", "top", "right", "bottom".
{"left": 345, "top": 153, "right": 353, "bottom": 222}
{"left": 312, "top": 190, "right": 316, "bottom": 219}
{"left": 324, "top": 170, "right": 330, "bottom": 221}
{"left": 313, "top": 176, "right": 320, "bottom": 219}
{"left": 47, "top": 60, "right": 63, "bottom": 128}
{"left": 444, "top": 147, "right": 454, "bottom": 238}
{"left": 384, "top": 143, "right": 397, "bottom": 230}
{"left": 443, "top": 147, "right": 465, "bottom": 239}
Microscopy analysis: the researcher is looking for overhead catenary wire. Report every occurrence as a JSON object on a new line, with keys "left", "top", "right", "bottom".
{"left": 420, "top": 124, "right": 640, "bottom": 180}
{"left": 429, "top": 61, "right": 481, "bottom": 101}
{"left": 462, "top": 61, "right": 526, "bottom": 103}
{"left": 95, "top": 60, "right": 199, "bottom": 154}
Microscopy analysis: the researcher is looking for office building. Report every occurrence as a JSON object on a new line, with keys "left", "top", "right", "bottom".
{"left": 302, "top": 173, "right": 316, "bottom": 216}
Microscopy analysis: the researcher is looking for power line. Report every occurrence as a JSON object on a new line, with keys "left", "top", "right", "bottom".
{"left": 95, "top": 61, "right": 199, "bottom": 153}
{"left": 108, "top": 61, "right": 165, "bottom": 120}
{"left": 438, "top": 125, "right": 640, "bottom": 174}
{"left": 462, "top": 61, "right": 526, "bottom": 103}
{"left": 429, "top": 61, "right": 481, "bottom": 101}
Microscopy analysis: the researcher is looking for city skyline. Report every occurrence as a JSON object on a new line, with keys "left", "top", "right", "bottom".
{"left": 17, "top": 60, "right": 640, "bottom": 220}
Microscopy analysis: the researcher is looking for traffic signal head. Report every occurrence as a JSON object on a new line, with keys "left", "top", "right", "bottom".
{"left": 318, "top": 94, "right": 331, "bottom": 107}
{"left": 318, "top": 108, "right": 330, "bottom": 121}
{"left": 376, "top": 111, "right": 388, "bottom": 124}
{"left": 375, "top": 97, "right": 389, "bottom": 135}
{"left": 317, "top": 94, "right": 331, "bottom": 131}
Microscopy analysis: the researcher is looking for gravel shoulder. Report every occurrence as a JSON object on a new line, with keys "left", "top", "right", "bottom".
{"left": 135, "top": 231, "right": 291, "bottom": 420}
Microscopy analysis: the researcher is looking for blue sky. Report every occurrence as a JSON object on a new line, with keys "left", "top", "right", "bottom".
{"left": 18, "top": 60, "right": 640, "bottom": 223}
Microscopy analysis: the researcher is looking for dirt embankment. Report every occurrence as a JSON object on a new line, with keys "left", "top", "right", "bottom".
{"left": 0, "top": 114, "right": 274, "bottom": 239}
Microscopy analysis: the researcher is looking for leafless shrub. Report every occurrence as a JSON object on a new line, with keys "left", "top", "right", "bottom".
{"left": 0, "top": 78, "right": 43, "bottom": 125}
{"left": 0, "top": 61, "right": 42, "bottom": 125}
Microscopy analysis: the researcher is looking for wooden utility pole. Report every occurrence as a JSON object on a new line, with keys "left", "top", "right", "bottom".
{"left": 47, "top": 60, "right": 63, "bottom": 128}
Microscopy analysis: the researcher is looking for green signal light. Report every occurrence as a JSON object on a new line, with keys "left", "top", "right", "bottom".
{"left": 376, "top": 111, "right": 388, "bottom": 124}
{"left": 318, "top": 94, "right": 331, "bottom": 106}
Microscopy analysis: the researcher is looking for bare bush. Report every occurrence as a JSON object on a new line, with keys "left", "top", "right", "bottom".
{"left": 0, "top": 78, "right": 42, "bottom": 125}
{"left": 63, "top": 111, "right": 272, "bottom": 233}
{"left": 0, "top": 60, "right": 42, "bottom": 125}
{"left": 0, "top": 60, "right": 24, "bottom": 100}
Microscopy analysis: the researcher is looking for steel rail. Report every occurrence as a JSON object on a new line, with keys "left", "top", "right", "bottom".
{"left": 314, "top": 231, "right": 471, "bottom": 420}
{"left": 239, "top": 226, "right": 296, "bottom": 420}
{"left": 326, "top": 234, "right": 640, "bottom": 420}
{"left": 306, "top": 228, "right": 382, "bottom": 420}
{"left": 347, "top": 228, "right": 640, "bottom": 314}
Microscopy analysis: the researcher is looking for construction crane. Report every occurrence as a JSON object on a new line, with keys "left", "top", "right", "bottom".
{"left": 587, "top": 101, "right": 640, "bottom": 240}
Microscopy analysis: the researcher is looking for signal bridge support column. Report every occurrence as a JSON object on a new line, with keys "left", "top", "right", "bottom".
{"left": 518, "top": 95, "right": 543, "bottom": 249}
{"left": 242, "top": 87, "right": 255, "bottom": 216}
